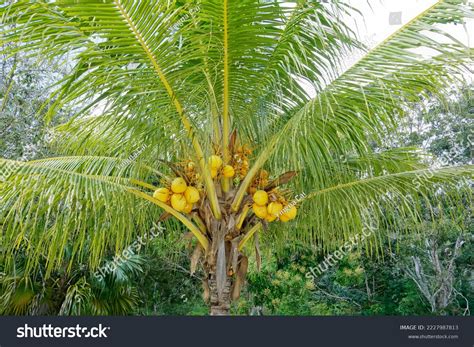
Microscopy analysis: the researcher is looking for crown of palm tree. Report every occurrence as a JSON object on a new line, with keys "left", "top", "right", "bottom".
{"left": 1, "top": 0, "right": 473, "bottom": 314}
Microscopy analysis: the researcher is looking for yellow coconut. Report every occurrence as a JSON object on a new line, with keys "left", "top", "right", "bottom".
{"left": 210, "top": 168, "right": 218, "bottom": 178}
{"left": 209, "top": 155, "right": 223, "bottom": 169}
{"left": 267, "top": 202, "right": 283, "bottom": 217}
{"left": 279, "top": 214, "right": 291, "bottom": 222}
{"left": 283, "top": 205, "right": 297, "bottom": 220}
{"left": 222, "top": 165, "right": 235, "bottom": 178}
{"left": 253, "top": 190, "right": 268, "bottom": 206}
{"left": 170, "top": 194, "right": 187, "bottom": 212}
{"left": 183, "top": 202, "right": 193, "bottom": 214}
{"left": 184, "top": 186, "right": 200, "bottom": 204}
{"left": 265, "top": 214, "right": 277, "bottom": 222}
{"left": 252, "top": 203, "right": 268, "bottom": 219}
{"left": 171, "top": 177, "right": 187, "bottom": 193}
{"left": 153, "top": 187, "right": 170, "bottom": 202}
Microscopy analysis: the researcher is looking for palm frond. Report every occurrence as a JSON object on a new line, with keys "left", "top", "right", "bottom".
{"left": 0, "top": 157, "right": 172, "bottom": 276}
{"left": 1, "top": 0, "right": 222, "bottom": 217}
{"left": 271, "top": 165, "right": 472, "bottom": 254}
{"left": 193, "top": 1, "right": 359, "bottom": 139}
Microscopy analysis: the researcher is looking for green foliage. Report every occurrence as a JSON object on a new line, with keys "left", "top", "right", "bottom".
{"left": 0, "top": 250, "right": 144, "bottom": 315}
{"left": 396, "top": 85, "right": 474, "bottom": 165}
{"left": 236, "top": 257, "right": 317, "bottom": 315}
{"left": 0, "top": 55, "right": 70, "bottom": 160}
{"left": 134, "top": 232, "right": 208, "bottom": 316}
{"left": 234, "top": 218, "right": 471, "bottom": 316}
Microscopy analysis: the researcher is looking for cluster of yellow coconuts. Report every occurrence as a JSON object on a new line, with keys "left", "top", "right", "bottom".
{"left": 153, "top": 177, "right": 200, "bottom": 214}
{"left": 252, "top": 190, "right": 297, "bottom": 223}
{"left": 153, "top": 155, "right": 235, "bottom": 214}
{"left": 152, "top": 154, "right": 298, "bottom": 223}
{"left": 208, "top": 155, "right": 235, "bottom": 179}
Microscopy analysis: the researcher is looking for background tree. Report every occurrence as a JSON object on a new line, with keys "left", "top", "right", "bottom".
{"left": 0, "top": 53, "right": 71, "bottom": 160}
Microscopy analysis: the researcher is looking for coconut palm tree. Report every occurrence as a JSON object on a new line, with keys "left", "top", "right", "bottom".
{"left": 1, "top": 0, "right": 472, "bottom": 315}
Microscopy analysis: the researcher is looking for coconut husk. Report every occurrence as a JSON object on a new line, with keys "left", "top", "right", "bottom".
{"left": 190, "top": 245, "right": 202, "bottom": 275}
{"left": 255, "top": 232, "right": 261, "bottom": 272}
{"left": 229, "top": 129, "right": 238, "bottom": 154}
{"left": 231, "top": 256, "right": 248, "bottom": 301}
{"left": 202, "top": 280, "right": 210, "bottom": 303}
{"left": 266, "top": 171, "right": 297, "bottom": 190}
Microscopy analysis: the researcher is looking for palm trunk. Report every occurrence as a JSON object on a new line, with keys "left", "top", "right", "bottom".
{"left": 208, "top": 273, "right": 232, "bottom": 315}
{"left": 201, "top": 204, "right": 247, "bottom": 315}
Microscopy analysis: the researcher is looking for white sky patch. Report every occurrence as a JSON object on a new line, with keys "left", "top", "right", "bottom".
{"left": 91, "top": 99, "right": 111, "bottom": 116}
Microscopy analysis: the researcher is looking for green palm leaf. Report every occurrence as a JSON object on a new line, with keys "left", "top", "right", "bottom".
{"left": 0, "top": 157, "right": 181, "bottom": 275}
